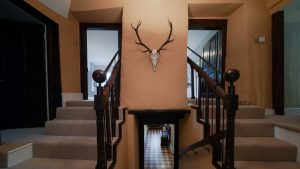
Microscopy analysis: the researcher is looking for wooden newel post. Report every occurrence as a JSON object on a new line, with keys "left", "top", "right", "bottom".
{"left": 223, "top": 69, "right": 240, "bottom": 169}
{"left": 93, "top": 70, "right": 107, "bottom": 169}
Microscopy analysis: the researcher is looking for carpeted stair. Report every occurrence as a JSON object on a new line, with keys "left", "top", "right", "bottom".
{"left": 1, "top": 100, "right": 125, "bottom": 169}
{"left": 233, "top": 103, "right": 300, "bottom": 168}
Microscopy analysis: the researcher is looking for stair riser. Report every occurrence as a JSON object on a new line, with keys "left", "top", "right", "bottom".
{"left": 45, "top": 122, "right": 96, "bottom": 137}
{"left": 235, "top": 145, "right": 297, "bottom": 161}
{"left": 65, "top": 101, "right": 94, "bottom": 107}
{"left": 33, "top": 143, "right": 96, "bottom": 160}
{"left": 235, "top": 122, "right": 274, "bottom": 137}
{"left": 56, "top": 108, "right": 96, "bottom": 120}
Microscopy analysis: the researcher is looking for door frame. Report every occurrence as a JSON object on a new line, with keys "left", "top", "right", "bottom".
{"left": 79, "top": 23, "right": 122, "bottom": 100}
{"left": 7, "top": 0, "right": 62, "bottom": 120}
{"left": 272, "top": 11, "right": 284, "bottom": 115}
{"left": 129, "top": 109, "right": 189, "bottom": 169}
{"left": 188, "top": 19, "right": 228, "bottom": 80}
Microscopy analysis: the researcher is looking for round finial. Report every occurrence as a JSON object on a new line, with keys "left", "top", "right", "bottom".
{"left": 223, "top": 69, "right": 240, "bottom": 83}
{"left": 92, "top": 70, "right": 106, "bottom": 84}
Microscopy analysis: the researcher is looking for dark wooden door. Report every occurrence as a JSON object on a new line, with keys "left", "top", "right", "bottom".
{"left": 0, "top": 22, "right": 47, "bottom": 129}
{"left": 272, "top": 11, "right": 284, "bottom": 115}
{"left": 202, "top": 31, "right": 222, "bottom": 81}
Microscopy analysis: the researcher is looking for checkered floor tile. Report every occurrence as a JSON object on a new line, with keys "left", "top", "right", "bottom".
{"left": 144, "top": 129, "right": 174, "bottom": 169}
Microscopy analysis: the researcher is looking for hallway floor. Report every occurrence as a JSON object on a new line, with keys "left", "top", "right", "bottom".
{"left": 144, "top": 129, "right": 174, "bottom": 169}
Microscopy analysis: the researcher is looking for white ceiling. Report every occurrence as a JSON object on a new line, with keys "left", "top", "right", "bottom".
{"left": 38, "top": 0, "right": 71, "bottom": 18}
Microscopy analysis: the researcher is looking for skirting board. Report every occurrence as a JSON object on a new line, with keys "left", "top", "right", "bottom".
{"left": 61, "top": 93, "right": 83, "bottom": 106}
{"left": 0, "top": 143, "right": 33, "bottom": 168}
{"left": 285, "top": 108, "right": 300, "bottom": 116}
{"left": 275, "top": 126, "right": 300, "bottom": 162}
{"left": 265, "top": 109, "right": 275, "bottom": 116}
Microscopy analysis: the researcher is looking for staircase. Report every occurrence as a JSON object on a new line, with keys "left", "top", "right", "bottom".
{"left": 234, "top": 105, "right": 300, "bottom": 169}
{"left": 0, "top": 99, "right": 125, "bottom": 169}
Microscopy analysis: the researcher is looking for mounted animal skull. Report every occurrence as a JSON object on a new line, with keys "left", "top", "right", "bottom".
{"left": 131, "top": 20, "right": 174, "bottom": 71}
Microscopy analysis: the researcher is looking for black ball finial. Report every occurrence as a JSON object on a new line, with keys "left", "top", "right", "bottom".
{"left": 92, "top": 70, "right": 106, "bottom": 84}
{"left": 223, "top": 69, "right": 240, "bottom": 83}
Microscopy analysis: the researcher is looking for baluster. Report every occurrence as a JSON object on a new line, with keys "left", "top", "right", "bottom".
{"left": 223, "top": 69, "right": 240, "bottom": 169}
{"left": 204, "top": 84, "right": 210, "bottom": 138}
{"left": 105, "top": 97, "right": 112, "bottom": 160}
{"left": 197, "top": 73, "right": 202, "bottom": 119}
{"left": 190, "top": 65, "right": 195, "bottom": 99}
{"left": 92, "top": 70, "right": 107, "bottom": 169}
{"left": 111, "top": 85, "right": 116, "bottom": 137}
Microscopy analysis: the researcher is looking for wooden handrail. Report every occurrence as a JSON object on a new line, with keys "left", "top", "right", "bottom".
{"left": 104, "top": 50, "right": 120, "bottom": 73}
{"left": 187, "top": 57, "right": 226, "bottom": 99}
{"left": 92, "top": 49, "right": 122, "bottom": 169}
{"left": 103, "top": 61, "right": 121, "bottom": 98}
{"left": 183, "top": 57, "right": 239, "bottom": 169}
{"left": 179, "top": 130, "right": 226, "bottom": 155}
{"left": 187, "top": 46, "right": 221, "bottom": 75}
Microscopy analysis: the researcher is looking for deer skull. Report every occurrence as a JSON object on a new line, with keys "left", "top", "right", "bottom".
{"left": 150, "top": 49, "right": 159, "bottom": 71}
{"left": 131, "top": 20, "right": 174, "bottom": 72}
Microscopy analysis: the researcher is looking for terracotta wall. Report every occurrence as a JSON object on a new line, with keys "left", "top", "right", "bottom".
{"left": 121, "top": 0, "right": 188, "bottom": 109}
{"left": 25, "top": 0, "right": 81, "bottom": 93}
{"left": 227, "top": 0, "right": 272, "bottom": 107}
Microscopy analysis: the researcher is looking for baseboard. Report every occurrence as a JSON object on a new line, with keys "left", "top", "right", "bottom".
{"left": 265, "top": 109, "right": 275, "bottom": 116}
{"left": 61, "top": 93, "right": 83, "bottom": 106}
{"left": 275, "top": 126, "right": 300, "bottom": 162}
{"left": 285, "top": 108, "right": 300, "bottom": 116}
{"left": 0, "top": 143, "right": 33, "bottom": 168}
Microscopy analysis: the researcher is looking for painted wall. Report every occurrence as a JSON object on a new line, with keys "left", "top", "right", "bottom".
{"left": 25, "top": 0, "right": 81, "bottom": 93}
{"left": 227, "top": 0, "right": 272, "bottom": 107}
{"left": 121, "top": 0, "right": 188, "bottom": 110}
{"left": 284, "top": 2, "right": 300, "bottom": 108}
{"left": 24, "top": 0, "right": 279, "bottom": 168}
{"left": 179, "top": 108, "right": 215, "bottom": 169}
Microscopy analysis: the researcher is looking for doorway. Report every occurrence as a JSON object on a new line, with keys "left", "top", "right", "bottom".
{"left": 187, "top": 19, "right": 227, "bottom": 98}
{"left": 80, "top": 23, "right": 122, "bottom": 100}
{"left": 144, "top": 124, "right": 174, "bottom": 169}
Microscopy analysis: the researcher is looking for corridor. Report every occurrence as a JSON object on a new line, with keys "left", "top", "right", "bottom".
{"left": 144, "top": 129, "right": 174, "bottom": 169}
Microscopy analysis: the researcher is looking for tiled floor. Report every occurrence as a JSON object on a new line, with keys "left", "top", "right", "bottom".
{"left": 144, "top": 129, "right": 174, "bottom": 169}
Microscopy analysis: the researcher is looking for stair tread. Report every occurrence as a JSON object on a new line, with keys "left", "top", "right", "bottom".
{"left": 6, "top": 158, "right": 97, "bottom": 169}
{"left": 235, "top": 161, "right": 300, "bottom": 169}
{"left": 46, "top": 119, "right": 96, "bottom": 124}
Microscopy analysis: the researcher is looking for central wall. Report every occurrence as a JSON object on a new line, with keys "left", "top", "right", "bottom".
{"left": 121, "top": 0, "right": 188, "bottom": 109}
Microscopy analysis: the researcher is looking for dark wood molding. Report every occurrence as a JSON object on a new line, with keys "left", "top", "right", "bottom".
{"left": 7, "top": 0, "right": 62, "bottom": 120}
{"left": 129, "top": 109, "right": 190, "bottom": 169}
{"left": 80, "top": 23, "right": 122, "bottom": 100}
{"left": 272, "top": 11, "right": 284, "bottom": 115}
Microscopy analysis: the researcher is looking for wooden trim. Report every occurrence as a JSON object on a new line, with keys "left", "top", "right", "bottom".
{"left": 79, "top": 23, "right": 122, "bottom": 100}
{"left": 131, "top": 109, "right": 189, "bottom": 169}
{"left": 272, "top": 11, "right": 284, "bottom": 115}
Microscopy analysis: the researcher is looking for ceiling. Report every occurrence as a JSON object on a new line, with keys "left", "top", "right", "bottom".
{"left": 188, "top": 3, "right": 243, "bottom": 18}
{"left": 0, "top": 0, "right": 42, "bottom": 24}
{"left": 72, "top": 7, "right": 123, "bottom": 23}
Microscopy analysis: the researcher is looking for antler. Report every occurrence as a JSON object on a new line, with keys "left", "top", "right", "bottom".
{"left": 157, "top": 20, "right": 174, "bottom": 53}
{"left": 131, "top": 21, "right": 152, "bottom": 53}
